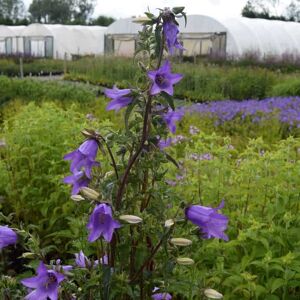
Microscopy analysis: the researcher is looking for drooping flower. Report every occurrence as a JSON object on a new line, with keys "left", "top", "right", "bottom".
{"left": 0, "top": 225, "right": 17, "bottom": 249}
{"left": 185, "top": 200, "right": 229, "bottom": 241}
{"left": 21, "top": 261, "right": 65, "bottom": 300}
{"left": 64, "top": 139, "right": 99, "bottom": 179}
{"left": 152, "top": 292, "right": 172, "bottom": 300}
{"left": 148, "top": 60, "right": 183, "bottom": 96}
{"left": 162, "top": 108, "right": 185, "bottom": 133}
{"left": 104, "top": 86, "right": 133, "bottom": 111}
{"left": 63, "top": 170, "right": 90, "bottom": 195}
{"left": 163, "top": 19, "right": 184, "bottom": 54}
{"left": 87, "top": 203, "right": 121, "bottom": 243}
{"left": 75, "top": 250, "right": 99, "bottom": 268}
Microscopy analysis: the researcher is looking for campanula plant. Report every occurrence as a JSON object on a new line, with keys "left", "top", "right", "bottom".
{"left": 59, "top": 7, "right": 229, "bottom": 299}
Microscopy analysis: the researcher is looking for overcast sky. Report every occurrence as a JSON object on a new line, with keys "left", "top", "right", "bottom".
{"left": 23, "top": 0, "right": 291, "bottom": 19}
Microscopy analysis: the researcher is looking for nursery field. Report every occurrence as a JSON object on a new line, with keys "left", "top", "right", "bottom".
{"left": 0, "top": 74, "right": 300, "bottom": 299}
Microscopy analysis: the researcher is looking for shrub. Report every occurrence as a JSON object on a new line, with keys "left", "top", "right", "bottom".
{"left": 271, "top": 77, "right": 300, "bottom": 97}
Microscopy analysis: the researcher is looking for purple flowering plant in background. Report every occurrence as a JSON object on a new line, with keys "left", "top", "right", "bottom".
{"left": 0, "top": 225, "right": 17, "bottom": 249}
{"left": 21, "top": 261, "right": 65, "bottom": 300}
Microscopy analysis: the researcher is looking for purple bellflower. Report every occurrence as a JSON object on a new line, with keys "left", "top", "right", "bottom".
{"left": 162, "top": 108, "right": 185, "bottom": 133}
{"left": 163, "top": 19, "right": 184, "bottom": 54}
{"left": 185, "top": 200, "right": 229, "bottom": 241}
{"left": 75, "top": 250, "right": 108, "bottom": 268}
{"left": 104, "top": 86, "right": 133, "bottom": 111}
{"left": 152, "top": 292, "right": 172, "bottom": 300}
{"left": 64, "top": 138, "right": 99, "bottom": 179}
{"left": 87, "top": 203, "right": 121, "bottom": 243}
{"left": 0, "top": 225, "right": 17, "bottom": 249}
{"left": 148, "top": 60, "right": 183, "bottom": 96}
{"left": 21, "top": 261, "right": 65, "bottom": 300}
{"left": 63, "top": 170, "right": 90, "bottom": 195}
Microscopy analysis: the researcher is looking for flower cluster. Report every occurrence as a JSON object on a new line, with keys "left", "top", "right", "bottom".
{"left": 63, "top": 138, "right": 99, "bottom": 195}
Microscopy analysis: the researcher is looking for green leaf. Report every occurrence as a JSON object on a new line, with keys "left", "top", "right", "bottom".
{"left": 270, "top": 278, "right": 285, "bottom": 293}
{"left": 172, "top": 6, "right": 185, "bottom": 15}
{"left": 161, "top": 91, "right": 175, "bottom": 110}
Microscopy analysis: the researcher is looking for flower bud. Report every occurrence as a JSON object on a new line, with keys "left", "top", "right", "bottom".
{"left": 164, "top": 219, "right": 174, "bottom": 228}
{"left": 71, "top": 195, "right": 85, "bottom": 202}
{"left": 119, "top": 215, "right": 143, "bottom": 224}
{"left": 204, "top": 288, "right": 223, "bottom": 299}
{"left": 80, "top": 187, "right": 100, "bottom": 200}
{"left": 170, "top": 238, "right": 192, "bottom": 246}
{"left": 22, "top": 252, "right": 36, "bottom": 259}
{"left": 176, "top": 257, "right": 195, "bottom": 265}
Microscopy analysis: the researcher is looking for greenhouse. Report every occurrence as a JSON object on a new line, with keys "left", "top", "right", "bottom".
{"left": 0, "top": 24, "right": 107, "bottom": 59}
{"left": 106, "top": 15, "right": 300, "bottom": 58}
{"left": 0, "top": 26, "right": 25, "bottom": 55}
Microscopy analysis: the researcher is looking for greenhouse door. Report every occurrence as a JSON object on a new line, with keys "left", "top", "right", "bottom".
{"left": 0, "top": 39, "right": 5, "bottom": 54}
{"left": 31, "top": 39, "right": 45, "bottom": 57}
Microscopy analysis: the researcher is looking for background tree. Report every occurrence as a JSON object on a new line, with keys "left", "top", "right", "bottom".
{"left": 90, "top": 15, "right": 115, "bottom": 26}
{"left": 0, "top": 0, "right": 25, "bottom": 24}
{"left": 242, "top": 0, "right": 300, "bottom": 21}
{"left": 72, "top": 0, "right": 95, "bottom": 24}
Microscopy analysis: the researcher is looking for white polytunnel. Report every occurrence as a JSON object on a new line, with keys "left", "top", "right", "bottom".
{"left": 0, "top": 25, "right": 25, "bottom": 55}
{"left": 21, "top": 24, "right": 107, "bottom": 59}
{"left": 106, "top": 14, "right": 300, "bottom": 58}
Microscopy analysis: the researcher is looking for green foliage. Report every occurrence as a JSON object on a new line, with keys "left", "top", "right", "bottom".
{"left": 66, "top": 56, "right": 277, "bottom": 101}
{"left": 0, "top": 58, "right": 64, "bottom": 76}
{"left": 271, "top": 77, "right": 300, "bottom": 97}
{"left": 0, "top": 102, "right": 92, "bottom": 255}
{"left": 0, "top": 76, "right": 95, "bottom": 107}
{"left": 163, "top": 131, "right": 300, "bottom": 299}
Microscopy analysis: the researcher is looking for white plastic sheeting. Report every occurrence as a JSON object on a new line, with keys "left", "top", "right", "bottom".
{"left": 21, "top": 24, "right": 106, "bottom": 59}
{"left": 0, "top": 24, "right": 106, "bottom": 58}
{"left": 107, "top": 15, "right": 300, "bottom": 57}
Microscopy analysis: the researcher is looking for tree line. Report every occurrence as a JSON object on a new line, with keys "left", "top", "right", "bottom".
{"left": 0, "top": 0, "right": 115, "bottom": 26}
{"left": 242, "top": 0, "right": 300, "bottom": 22}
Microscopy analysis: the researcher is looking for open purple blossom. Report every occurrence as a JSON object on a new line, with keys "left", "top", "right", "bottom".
{"left": 0, "top": 225, "right": 17, "bottom": 249}
{"left": 21, "top": 261, "right": 65, "bottom": 300}
{"left": 162, "top": 108, "right": 185, "bottom": 133}
{"left": 163, "top": 19, "right": 184, "bottom": 54}
{"left": 64, "top": 138, "right": 99, "bottom": 179}
{"left": 148, "top": 60, "right": 183, "bottom": 96}
{"left": 63, "top": 170, "right": 90, "bottom": 195}
{"left": 87, "top": 203, "right": 121, "bottom": 243}
{"left": 152, "top": 292, "right": 172, "bottom": 300}
{"left": 185, "top": 200, "right": 229, "bottom": 241}
{"left": 104, "top": 86, "right": 133, "bottom": 111}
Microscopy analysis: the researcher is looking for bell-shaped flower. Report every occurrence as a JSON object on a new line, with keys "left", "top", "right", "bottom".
{"left": 162, "top": 108, "right": 185, "bottom": 133}
{"left": 185, "top": 200, "right": 229, "bottom": 241}
{"left": 87, "top": 203, "right": 121, "bottom": 243}
{"left": 64, "top": 138, "right": 99, "bottom": 179}
{"left": 21, "top": 261, "right": 65, "bottom": 300}
{"left": 0, "top": 225, "right": 17, "bottom": 249}
{"left": 104, "top": 86, "right": 133, "bottom": 111}
{"left": 63, "top": 170, "right": 90, "bottom": 195}
{"left": 163, "top": 20, "right": 184, "bottom": 54}
{"left": 152, "top": 292, "right": 172, "bottom": 300}
{"left": 148, "top": 60, "right": 183, "bottom": 96}
{"left": 75, "top": 250, "right": 108, "bottom": 268}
